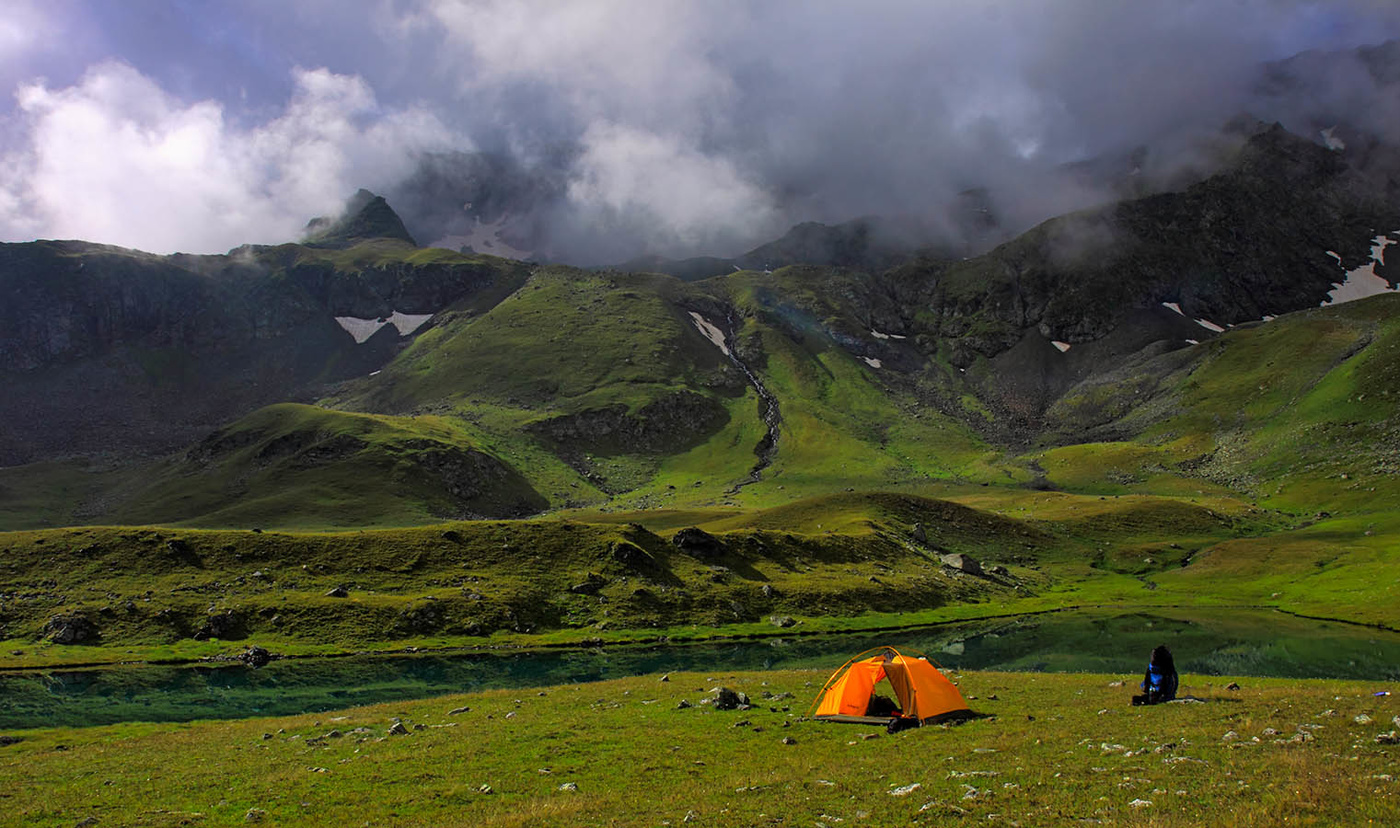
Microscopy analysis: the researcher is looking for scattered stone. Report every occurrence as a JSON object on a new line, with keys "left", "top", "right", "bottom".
{"left": 244, "top": 809, "right": 267, "bottom": 823}
{"left": 0, "top": 735, "right": 20, "bottom": 747}
{"left": 1222, "top": 730, "right": 1239, "bottom": 741}
{"left": 262, "top": 733, "right": 273, "bottom": 740}
{"left": 1355, "top": 714, "right": 1374, "bottom": 725}
{"left": 988, "top": 565, "right": 1009, "bottom": 577}
{"left": 74, "top": 818, "right": 99, "bottom": 827}
{"left": 676, "top": 700, "right": 693, "bottom": 709}
{"left": 558, "top": 782, "right": 579, "bottom": 792}
{"left": 888, "top": 783, "right": 922, "bottom": 796}
{"left": 387, "top": 722, "right": 409, "bottom": 736}
{"left": 683, "top": 811, "right": 699, "bottom": 823}
{"left": 911, "top": 522, "right": 927, "bottom": 543}
{"left": 1128, "top": 799, "right": 1153, "bottom": 809}
{"left": 449, "top": 706, "right": 470, "bottom": 715}
{"left": 761, "top": 584, "right": 775, "bottom": 598}
{"left": 781, "top": 736, "right": 796, "bottom": 745}
{"left": 1376, "top": 731, "right": 1399, "bottom": 745}
{"left": 659, "top": 673, "right": 670, "bottom": 682}
{"left": 477, "top": 784, "right": 493, "bottom": 795}
{"left": 1107, "top": 681, "right": 1123, "bottom": 688}
{"left": 414, "top": 723, "right": 427, "bottom": 730}
{"left": 325, "top": 586, "right": 349, "bottom": 598}
{"left": 1262, "top": 728, "right": 1279, "bottom": 737}
{"left": 768, "top": 615, "right": 796, "bottom": 628}
{"left": 1225, "top": 682, "right": 1241, "bottom": 691}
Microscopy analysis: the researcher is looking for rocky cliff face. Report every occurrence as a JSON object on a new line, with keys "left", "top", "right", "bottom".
{"left": 0, "top": 195, "right": 528, "bottom": 465}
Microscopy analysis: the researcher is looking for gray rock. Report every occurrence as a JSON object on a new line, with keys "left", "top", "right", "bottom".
{"left": 240, "top": 646, "right": 272, "bottom": 667}
{"left": 449, "top": 706, "right": 470, "bottom": 715}
{"left": 43, "top": 614, "right": 98, "bottom": 645}
{"left": 710, "top": 687, "right": 750, "bottom": 711}
{"left": 244, "top": 809, "right": 266, "bottom": 823}
{"left": 769, "top": 615, "right": 796, "bottom": 628}
{"left": 387, "top": 721, "right": 409, "bottom": 735}
{"left": 325, "top": 586, "right": 349, "bottom": 598}
{"left": 940, "top": 553, "right": 983, "bottom": 575}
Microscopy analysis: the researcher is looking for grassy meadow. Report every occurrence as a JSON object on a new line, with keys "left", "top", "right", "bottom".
{"left": 2, "top": 669, "right": 1396, "bottom": 826}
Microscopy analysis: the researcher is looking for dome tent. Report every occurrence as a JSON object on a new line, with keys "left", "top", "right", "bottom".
{"left": 810, "top": 646, "right": 969, "bottom": 726}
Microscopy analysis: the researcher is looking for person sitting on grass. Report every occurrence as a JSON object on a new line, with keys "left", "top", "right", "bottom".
{"left": 1131, "top": 644, "right": 1178, "bottom": 705}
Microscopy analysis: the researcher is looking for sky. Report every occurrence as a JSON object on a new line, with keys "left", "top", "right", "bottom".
{"left": 0, "top": 0, "right": 1397, "bottom": 260}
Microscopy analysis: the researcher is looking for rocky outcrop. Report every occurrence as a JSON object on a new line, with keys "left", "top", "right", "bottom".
{"left": 43, "top": 613, "right": 99, "bottom": 644}
{"left": 672, "top": 528, "right": 725, "bottom": 559}
{"left": 526, "top": 391, "right": 728, "bottom": 456}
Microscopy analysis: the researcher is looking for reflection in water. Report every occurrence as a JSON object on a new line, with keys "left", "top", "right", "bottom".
{"left": 3, "top": 608, "right": 1397, "bottom": 729}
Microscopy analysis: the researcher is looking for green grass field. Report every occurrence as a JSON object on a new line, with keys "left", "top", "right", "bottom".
{"left": 3, "top": 669, "right": 1395, "bottom": 826}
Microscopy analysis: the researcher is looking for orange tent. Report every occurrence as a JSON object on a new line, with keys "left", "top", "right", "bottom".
{"left": 810, "top": 646, "right": 969, "bottom": 725}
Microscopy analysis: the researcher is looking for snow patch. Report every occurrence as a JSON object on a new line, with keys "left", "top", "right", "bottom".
{"left": 870, "top": 329, "right": 906, "bottom": 340}
{"left": 862, "top": 356, "right": 882, "bottom": 368}
{"left": 1261, "top": 315, "right": 1275, "bottom": 322}
{"left": 688, "top": 311, "right": 730, "bottom": 356}
{"left": 1161, "top": 302, "right": 1184, "bottom": 316}
{"left": 1372, "top": 234, "right": 1396, "bottom": 266}
{"left": 1051, "top": 340, "right": 1071, "bottom": 353}
{"left": 335, "top": 310, "right": 435, "bottom": 344}
{"left": 1322, "top": 233, "right": 1399, "bottom": 307}
{"left": 431, "top": 215, "right": 533, "bottom": 261}
{"left": 335, "top": 316, "right": 388, "bottom": 344}
{"left": 1185, "top": 339, "right": 1199, "bottom": 345}
{"left": 389, "top": 311, "right": 433, "bottom": 336}
{"left": 1320, "top": 126, "right": 1346, "bottom": 151}
{"left": 1195, "top": 318, "right": 1225, "bottom": 333}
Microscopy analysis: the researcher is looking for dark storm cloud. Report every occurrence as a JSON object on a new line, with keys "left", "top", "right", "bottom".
{"left": 0, "top": 0, "right": 1397, "bottom": 258}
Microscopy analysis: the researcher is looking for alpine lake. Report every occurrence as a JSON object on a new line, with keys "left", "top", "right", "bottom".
{"left": 3, "top": 607, "right": 1397, "bottom": 730}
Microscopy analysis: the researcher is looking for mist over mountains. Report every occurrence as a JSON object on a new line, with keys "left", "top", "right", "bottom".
{"left": 0, "top": 2, "right": 1398, "bottom": 262}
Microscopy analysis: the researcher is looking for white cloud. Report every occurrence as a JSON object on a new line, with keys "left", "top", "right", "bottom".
{"left": 0, "top": 62, "right": 457, "bottom": 253}
{"left": 566, "top": 122, "right": 779, "bottom": 253}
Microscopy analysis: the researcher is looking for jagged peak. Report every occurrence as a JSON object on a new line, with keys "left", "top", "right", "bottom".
{"left": 302, "top": 189, "right": 417, "bottom": 249}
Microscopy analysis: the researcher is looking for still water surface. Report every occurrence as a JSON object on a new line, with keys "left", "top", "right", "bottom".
{"left": 3, "top": 608, "right": 1396, "bottom": 729}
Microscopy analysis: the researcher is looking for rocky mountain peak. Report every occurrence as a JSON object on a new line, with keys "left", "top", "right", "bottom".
{"left": 303, "top": 189, "right": 417, "bottom": 249}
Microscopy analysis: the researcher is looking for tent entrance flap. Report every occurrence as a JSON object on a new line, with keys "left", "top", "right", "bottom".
{"left": 810, "top": 646, "right": 969, "bottom": 724}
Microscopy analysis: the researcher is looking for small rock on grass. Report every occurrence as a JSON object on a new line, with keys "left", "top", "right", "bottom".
{"left": 449, "top": 706, "right": 470, "bottom": 715}
{"left": 477, "top": 784, "right": 494, "bottom": 794}
{"left": 558, "top": 782, "right": 579, "bottom": 792}
{"left": 781, "top": 736, "right": 796, "bottom": 745}
{"left": 387, "top": 722, "right": 409, "bottom": 736}
{"left": 1376, "top": 731, "right": 1399, "bottom": 745}
{"left": 245, "top": 809, "right": 267, "bottom": 823}
{"left": 888, "top": 783, "right": 921, "bottom": 796}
